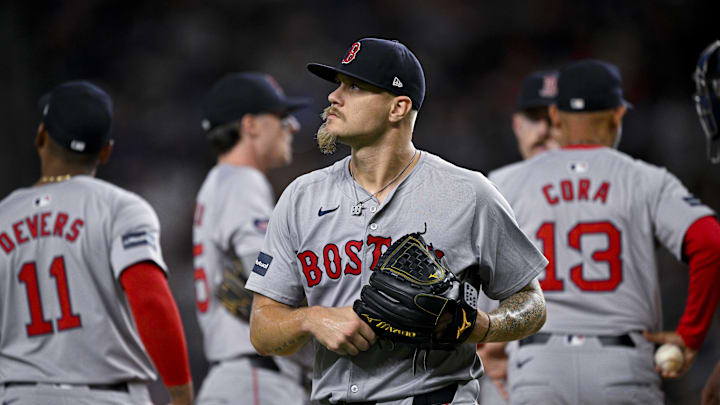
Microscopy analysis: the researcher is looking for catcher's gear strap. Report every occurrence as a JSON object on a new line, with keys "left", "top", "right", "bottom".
{"left": 120, "top": 262, "right": 192, "bottom": 386}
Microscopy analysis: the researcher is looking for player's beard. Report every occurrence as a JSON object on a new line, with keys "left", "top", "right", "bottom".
{"left": 316, "top": 106, "right": 337, "bottom": 154}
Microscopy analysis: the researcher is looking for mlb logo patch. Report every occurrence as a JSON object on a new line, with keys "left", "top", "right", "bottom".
{"left": 253, "top": 252, "right": 273, "bottom": 276}
{"left": 569, "top": 161, "right": 589, "bottom": 173}
{"left": 122, "top": 231, "right": 156, "bottom": 250}
{"left": 253, "top": 218, "right": 269, "bottom": 233}
{"left": 33, "top": 194, "right": 51, "bottom": 208}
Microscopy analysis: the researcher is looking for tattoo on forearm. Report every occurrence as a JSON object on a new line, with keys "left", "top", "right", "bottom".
{"left": 486, "top": 280, "right": 546, "bottom": 342}
{"left": 270, "top": 336, "right": 307, "bottom": 354}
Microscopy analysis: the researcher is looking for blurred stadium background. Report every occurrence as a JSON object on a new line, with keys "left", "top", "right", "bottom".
{"left": 2, "top": 1, "right": 719, "bottom": 404}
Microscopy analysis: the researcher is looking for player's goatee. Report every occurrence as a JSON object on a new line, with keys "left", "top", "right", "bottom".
{"left": 316, "top": 106, "right": 337, "bottom": 154}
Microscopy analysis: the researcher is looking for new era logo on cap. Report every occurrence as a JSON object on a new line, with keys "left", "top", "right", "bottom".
{"left": 570, "top": 98, "right": 585, "bottom": 110}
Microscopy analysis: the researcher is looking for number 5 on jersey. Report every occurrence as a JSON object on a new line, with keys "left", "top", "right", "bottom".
{"left": 536, "top": 221, "right": 623, "bottom": 292}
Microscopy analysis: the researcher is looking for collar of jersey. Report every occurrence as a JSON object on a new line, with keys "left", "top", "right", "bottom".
{"left": 561, "top": 144, "right": 605, "bottom": 150}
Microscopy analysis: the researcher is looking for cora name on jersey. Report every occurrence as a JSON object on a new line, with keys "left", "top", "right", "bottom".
{"left": 295, "top": 235, "right": 444, "bottom": 288}
{"left": 0, "top": 211, "right": 84, "bottom": 254}
{"left": 541, "top": 178, "right": 610, "bottom": 205}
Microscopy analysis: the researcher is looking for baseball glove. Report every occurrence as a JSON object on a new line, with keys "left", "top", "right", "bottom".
{"left": 353, "top": 231, "right": 480, "bottom": 350}
{"left": 216, "top": 259, "right": 254, "bottom": 322}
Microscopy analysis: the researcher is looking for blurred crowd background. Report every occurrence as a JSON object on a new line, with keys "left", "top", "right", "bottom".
{"left": 2, "top": 1, "right": 719, "bottom": 404}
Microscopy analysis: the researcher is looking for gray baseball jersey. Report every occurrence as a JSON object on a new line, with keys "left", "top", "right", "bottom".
{"left": 488, "top": 146, "right": 714, "bottom": 335}
{"left": 245, "top": 151, "right": 548, "bottom": 404}
{"left": 0, "top": 176, "right": 166, "bottom": 385}
{"left": 193, "top": 164, "right": 308, "bottom": 404}
{"left": 193, "top": 164, "right": 272, "bottom": 361}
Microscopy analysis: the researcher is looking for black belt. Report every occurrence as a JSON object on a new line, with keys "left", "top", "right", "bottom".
{"left": 518, "top": 332, "right": 635, "bottom": 348}
{"left": 3, "top": 381, "right": 129, "bottom": 393}
{"left": 337, "top": 382, "right": 457, "bottom": 405}
{"left": 210, "top": 353, "right": 280, "bottom": 373}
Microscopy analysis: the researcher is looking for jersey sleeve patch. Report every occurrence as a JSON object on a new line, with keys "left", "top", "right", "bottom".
{"left": 253, "top": 218, "right": 269, "bottom": 233}
{"left": 122, "top": 231, "right": 156, "bottom": 250}
{"left": 252, "top": 252, "right": 273, "bottom": 276}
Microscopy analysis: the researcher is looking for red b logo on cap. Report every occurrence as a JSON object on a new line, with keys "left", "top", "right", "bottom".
{"left": 342, "top": 42, "right": 361, "bottom": 64}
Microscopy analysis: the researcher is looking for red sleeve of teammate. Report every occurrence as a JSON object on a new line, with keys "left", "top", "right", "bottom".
{"left": 677, "top": 215, "right": 720, "bottom": 350}
{"left": 120, "top": 262, "right": 192, "bottom": 386}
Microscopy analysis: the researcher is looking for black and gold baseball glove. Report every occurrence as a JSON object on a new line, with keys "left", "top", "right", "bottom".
{"left": 216, "top": 259, "right": 254, "bottom": 322}
{"left": 353, "top": 231, "right": 480, "bottom": 350}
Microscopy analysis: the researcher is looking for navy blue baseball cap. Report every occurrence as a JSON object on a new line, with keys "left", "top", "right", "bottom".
{"left": 38, "top": 81, "right": 113, "bottom": 154}
{"left": 516, "top": 70, "right": 558, "bottom": 110}
{"left": 201, "top": 72, "right": 311, "bottom": 131}
{"left": 556, "top": 60, "right": 633, "bottom": 112}
{"left": 307, "top": 38, "right": 426, "bottom": 111}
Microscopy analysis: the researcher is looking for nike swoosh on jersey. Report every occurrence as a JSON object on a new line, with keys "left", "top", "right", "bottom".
{"left": 318, "top": 206, "right": 340, "bottom": 216}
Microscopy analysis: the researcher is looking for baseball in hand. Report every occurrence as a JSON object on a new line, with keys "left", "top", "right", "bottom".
{"left": 654, "top": 343, "right": 684, "bottom": 373}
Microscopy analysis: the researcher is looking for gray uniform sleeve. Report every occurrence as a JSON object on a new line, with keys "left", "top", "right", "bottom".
{"left": 219, "top": 174, "right": 272, "bottom": 277}
{"left": 245, "top": 181, "right": 305, "bottom": 306}
{"left": 474, "top": 178, "right": 548, "bottom": 300}
{"left": 110, "top": 193, "right": 167, "bottom": 279}
{"left": 651, "top": 169, "right": 715, "bottom": 260}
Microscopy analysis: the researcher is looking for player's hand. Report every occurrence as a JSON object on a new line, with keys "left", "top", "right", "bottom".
{"left": 477, "top": 342, "right": 509, "bottom": 401}
{"left": 702, "top": 360, "right": 720, "bottom": 405}
{"left": 167, "top": 381, "right": 194, "bottom": 405}
{"left": 308, "top": 306, "right": 376, "bottom": 356}
{"left": 642, "top": 330, "right": 697, "bottom": 379}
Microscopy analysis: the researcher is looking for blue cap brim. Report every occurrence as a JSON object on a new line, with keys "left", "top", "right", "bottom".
{"left": 307, "top": 63, "right": 390, "bottom": 94}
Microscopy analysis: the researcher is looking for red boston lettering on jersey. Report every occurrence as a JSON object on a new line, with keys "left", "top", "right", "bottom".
{"left": 323, "top": 244, "right": 342, "bottom": 279}
{"left": 53, "top": 212, "right": 69, "bottom": 236}
{"left": 13, "top": 220, "right": 29, "bottom": 245}
{"left": 40, "top": 212, "right": 52, "bottom": 237}
{"left": 344, "top": 240, "right": 363, "bottom": 275}
{"left": 65, "top": 219, "right": 84, "bottom": 242}
{"left": 542, "top": 184, "right": 559, "bottom": 205}
{"left": 297, "top": 251, "right": 322, "bottom": 287}
{"left": 593, "top": 182, "right": 610, "bottom": 204}
{"left": 342, "top": 42, "right": 361, "bottom": 64}
{"left": 367, "top": 235, "right": 391, "bottom": 270}
{"left": 0, "top": 232, "right": 15, "bottom": 254}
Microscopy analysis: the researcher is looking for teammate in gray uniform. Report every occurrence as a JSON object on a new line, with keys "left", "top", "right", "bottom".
{"left": 193, "top": 72, "right": 312, "bottom": 405}
{"left": 477, "top": 69, "right": 559, "bottom": 405}
{"left": 244, "top": 37, "right": 549, "bottom": 405}
{"left": 694, "top": 39, "right": 720, "bottom": 405}
{"left": 0, "top": 81, "right": 193, "bottom": 404}
{"left": 490, "top": 60, "right": 720, "bottom": 404}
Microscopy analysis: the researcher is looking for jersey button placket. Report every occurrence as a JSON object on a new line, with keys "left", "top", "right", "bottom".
{"left": 369, "top": 223, "right": 378, "bottom": 231}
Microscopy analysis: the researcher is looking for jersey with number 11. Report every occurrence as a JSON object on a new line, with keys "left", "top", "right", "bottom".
{"left": 489, "top": 146, "right": 714, "bottom": 335}
{"left": 0, "top": 176, "right": 166, "bottom": 384}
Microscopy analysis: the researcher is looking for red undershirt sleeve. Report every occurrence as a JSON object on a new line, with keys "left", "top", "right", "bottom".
{"left": 120, "top": 262, "right": 192, "bottom": 386}
{"left": 677, "top": 215, "right": 720, "bottom": 350}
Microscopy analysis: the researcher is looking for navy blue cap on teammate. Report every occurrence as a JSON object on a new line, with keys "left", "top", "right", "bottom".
{"left": 201, "top": 72, "right": 311, "bottom": 131}
{"left": 307, "top": 38, "right": 426, "bottom": 111}
{"left": 555, "top": 60, "right": 633, "bottom": 112}
{"left": 516, "top": 70, "right": 558, "bottom": 110}
{"left": 38, "top": 81, "right": 113, "bottom": 154}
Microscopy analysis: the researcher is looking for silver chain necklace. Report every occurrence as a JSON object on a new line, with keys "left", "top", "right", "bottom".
{"left": 349, "top": 149, "right": 418, "bottom": 216}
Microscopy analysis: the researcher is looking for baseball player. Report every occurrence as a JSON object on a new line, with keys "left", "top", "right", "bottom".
{"left": 477, "top": 69, "right": 559, "bottom": 405}
{"left": 193, "top": 73, "right": 311, "bottom": 405}
{"left": 0, "top": 81, "right": 193, "bottom": 404}
{"left": 694, "top": 39, "right": 720, "bottom": 405}
{"left": 244, "top": 37, "right": 549, "bottom": 405}
{"left": 489, "top": 60, "right": 720, "bottom": 404}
